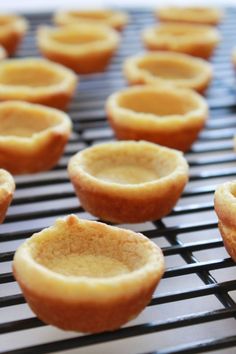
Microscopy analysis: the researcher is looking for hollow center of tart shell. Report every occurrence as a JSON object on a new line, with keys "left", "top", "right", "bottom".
{"left": 0, "top": 106, "right": 61, "bottom": 137}
{"left": 157, "top": 26, "right": 206, "bottom": 37}
{"left": 0, "top": 65, "right": 64, "bottom": 87}
{"left": 83, "top": 144, "right": 178, "bottom": 182}
{"left": 95, "top": 165, "right": 159, "bottom": 184}
{"left": 51, "top": 30, "right": 106, "bottom": 45}
{"left": 30, "top": 217, "right": 151, "bottom": 278}
{"left": 42, "top": 254, "right": 130, "bottom": 277}
{"left": 118, "top": 90, "right": 198, "bottom": 116}
{"left": 138, "top": 59, "right": 198, "bottom": 80}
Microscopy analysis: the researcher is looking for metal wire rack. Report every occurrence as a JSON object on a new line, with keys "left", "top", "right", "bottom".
{"left": 1, "top": 7, "right": 236, "bottom": 354}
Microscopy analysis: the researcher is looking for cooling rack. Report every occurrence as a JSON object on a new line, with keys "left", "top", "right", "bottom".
{"left": 0, "top": 7, "right": 236, "bottom": 354}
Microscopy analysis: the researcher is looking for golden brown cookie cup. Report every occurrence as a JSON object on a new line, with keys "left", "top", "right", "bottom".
{"left": 0, "top": 14, "right": 28, "bottom": 55}
{"left": 13, "top": 214, "right": 165, "bottom": 333}
{"left": 0, "top": 101, "right": 72, "bottom": 175}
{"left": 54, "top": 10, "right": 129, "bottom": 31}
{"left": 156, "top": 7, "right": 223, "bottom": 26}
{"left": 0, "top": 58, "right": 77, "bottom": 110}
{"left": 142, "top": 23, "right": 220, "bottom": 60}
{"left": 106, "top": 86, "right": 208, "bottom": 152}
{"left": 68, "top": 141, "right": 189, "bottom": 223}
{"left": 0, "top": 169, "right": 15, "bottom": 223}
{"left": 214, "top": 181, "right": 236, "bottom": 262}
{"left": 123, "top": 51, "right": 212, "bottom": 94}
{"left": 37, "top": 24, "right": 120, "bottom": 74}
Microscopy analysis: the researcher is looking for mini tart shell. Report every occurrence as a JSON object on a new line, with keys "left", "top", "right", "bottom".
{"left": 0, "top": 101, "right": 72, "bottom": 175}
{"left": 106, "top": 86, "right": 208, "bottom": 152}
{"left": 0, "top": 169, "right": 15, "bottom": 223}
{"left": 0, "top": 58, "right": 77, "bottom": 110}
{"left": 214, "top": 181, "right": 236, "bottom": 262}
{"left": 0, "top": 14, "right": 28, "bottom": 55}
{"left": 156, "top": 7, "right": 223, "bottom": 26}
{"left": 54, "top": 10, "right": 129, "bottom": 31}
{"left": 13, "top": 214, "right": 165, "bottom": 333}
{"left": 68, "top": 141, "right": 189, "bottom": 223}
{"left": 37, "top": 24, "right": 120, "bottom": 74}
{"left": 123, "top": 51, "right": 212, "bottom": 94}
{"left": 142, "top": 23, "right": 220, "bottom": 59}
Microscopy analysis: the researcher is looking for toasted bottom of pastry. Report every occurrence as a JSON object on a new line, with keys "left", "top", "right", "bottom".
{"left": 13, "top": 215, "right": 165, "bottom": 333}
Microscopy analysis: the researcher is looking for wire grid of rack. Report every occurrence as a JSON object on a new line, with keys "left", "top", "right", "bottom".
{"left": 0, "top": 7, "right": 236, "bottom": 354}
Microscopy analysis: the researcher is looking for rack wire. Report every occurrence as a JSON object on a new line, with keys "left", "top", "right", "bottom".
{"left": 0, "top": 7, "right": 236, "bottom": 354}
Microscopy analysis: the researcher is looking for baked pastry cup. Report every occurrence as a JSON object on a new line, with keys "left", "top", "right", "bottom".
{"left": 0, "top": 14, "right": 28, "bottom": 56}
{"left": 123, "top": 51, "right": 212, "bottom": 94}
{"left": 54, "top": 9, "right": 129, "bottom": 31}
{"left": 13, "top": 214, "right": 165, "bottom": 333}
{"left": 106, "top": 86, "right": 208, "bottom": 152}
{"left": 142, "top": 23, "right": 220, "bottom": 59}
{"left": 68, "top": 141, "right": 189, "bottom": 223}
{"left": 0, "top": 101, "right": 72, "bottom": 175}
{"left": 0, "top": 169, "right": 15, "bottom": 223}
{"left": 37, "top": 24, "right": 120, "bottom": 74}
{"left": 0, "top": 58, "right": 77, "bottom": 110}
{"left": 214, "top": 181, "right": 236, "bottom": 262}
{"left": 156, "top": 7, "right": 223, "bottom": 26}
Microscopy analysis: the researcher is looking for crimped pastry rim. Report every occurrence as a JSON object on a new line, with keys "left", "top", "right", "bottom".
{"left": 68, "top": 140, "right": 189, "bottom": 195}
{"left": 106, "top": 85, "right": 208, "bottom": 129}
{"left": 37, "top": 23, "right": 120, "bottom": 56}
{"left": 123, "top": 51, "right": 212, "bottom": 89}
{"left": 53, "top": 9, "right": 129, "bottom": 29}
{"left": 0, "top": 100, "right": 72, "bottom": 146}
{"left": 13, "top": 214, "right": 165, "bottom": 302}
{"left": 0, "top": 58, "right": 77, "bottom": 99}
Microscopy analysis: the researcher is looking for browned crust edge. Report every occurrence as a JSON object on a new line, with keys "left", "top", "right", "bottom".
{"left": 0, "top": 131, "right": 69, "bottom": 175}
{"left": 107, "top": 114, "right": 206, "bottom": 152}
{"left": 39, "top": 47, "right": 117, "bottom": 74}
{"left": 13, "top": 266, "right": 160, "bottom": 333}
{"left": 69, "top": 168, "right": 188, "bottom": 223}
